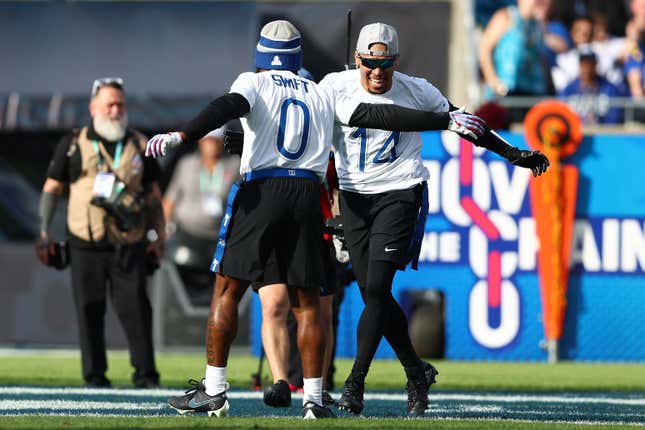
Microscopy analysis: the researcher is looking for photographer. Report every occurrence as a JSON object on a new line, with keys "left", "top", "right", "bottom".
{"left": 36, "top": 78, "right": 163, "bottom": 388}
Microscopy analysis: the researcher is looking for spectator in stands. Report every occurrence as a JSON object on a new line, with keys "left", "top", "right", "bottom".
{"left": 553, "top": 14, "right": 628, "bottom": 94}
{"left": 560, "top": 47, "right": 626, "bottom": 124}
{"left": 591, "top": 13, "right": 629, "bottom": 86}
{"left": 625, "top": 30, "right": 645, "bottom": 99}
{"left": 36, "top": 77, "right": 163, "bottom": 388}
{"left": 162, "top": 128, "right": 240, "bottom": 265}
{"left": 552, "top": 16, "right": 594, "bottom": 92}
{"left": 479, "top": 0, "right": 565, "bottom": 100}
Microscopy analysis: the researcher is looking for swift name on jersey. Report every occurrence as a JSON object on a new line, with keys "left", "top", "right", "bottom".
{"left": 271, "top": 74, "right": 311, "bottom": 93}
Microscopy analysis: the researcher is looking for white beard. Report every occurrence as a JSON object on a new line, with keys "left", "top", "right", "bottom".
{"left": 93, "top": 114, "right": 128, "bottom": 142}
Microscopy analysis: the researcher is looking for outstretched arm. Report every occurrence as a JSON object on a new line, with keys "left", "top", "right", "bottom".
{"left": 349, "top": 103, "right": 549, "bottom": 177}
{"left": 348, "top": 103, "right": 486, "bottom": 140}
{"left": 180, "top": 93, "right": 251, "bottom": 143}
{"left": 145, "top": 93, "right": 251, "bottom": 158}
{"left": 466, "top": 128, "right": 550, "bottom": 177}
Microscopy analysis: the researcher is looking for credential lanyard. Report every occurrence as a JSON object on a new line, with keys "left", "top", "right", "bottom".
{"left": 92, "top": 140, "right": 123, "bottom": 170}
{"left": 199, "top": 164, "right": 224, "bottom": 194}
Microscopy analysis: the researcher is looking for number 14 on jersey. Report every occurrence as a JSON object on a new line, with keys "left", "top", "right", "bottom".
{"left": 351, "top": 128, "right": 400, "bottom": 172}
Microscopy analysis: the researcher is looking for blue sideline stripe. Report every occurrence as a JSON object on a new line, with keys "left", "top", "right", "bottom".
{"left": 210, "top": 181, "right": 241, "bottom": 273}
{"left": 243, "top": 167, "right": 318, "bottom": 182}
{"left": 258, "top": 36, "right": 301, "bottom": 50}
{"left": 409, "top": 182, "right": 429, "bottom": 270}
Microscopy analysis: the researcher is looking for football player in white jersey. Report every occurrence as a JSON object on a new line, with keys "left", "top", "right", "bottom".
{"left": 144, "top": 20, "right": 503, "bottom": 420}
{"left": 319, "top": 23, "right": 549, "bottom": 416}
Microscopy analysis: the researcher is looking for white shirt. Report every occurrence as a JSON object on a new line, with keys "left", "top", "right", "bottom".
{"left": 551, "top": 39, "right": 626, "bottom": 92}
{"left": 319, "top": 69, "right": 449, "bottom": 194}
{"left": 230, "top": 70, "right": 358, "bottom": 179}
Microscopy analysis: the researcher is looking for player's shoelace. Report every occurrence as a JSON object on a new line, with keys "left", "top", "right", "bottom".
{"left": 181, "top": 379, "right": 229, "bottom": 397}
{"left": 183, "top": 379, "right": 205, "bottom": 396}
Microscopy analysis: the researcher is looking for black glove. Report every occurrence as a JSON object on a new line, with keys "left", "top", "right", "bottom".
{"left": 35, "top": 237, "right": 70, "bottom": 270}
{"left": 224, "top": 130, "right": 244, "bottom": 155}
{"left": 504, "top": 147, "right": 550, "bottom": 177}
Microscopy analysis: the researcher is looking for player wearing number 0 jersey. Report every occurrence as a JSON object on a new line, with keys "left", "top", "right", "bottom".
{"left": 144, "top": 20, "right": 492, "bottom": 420}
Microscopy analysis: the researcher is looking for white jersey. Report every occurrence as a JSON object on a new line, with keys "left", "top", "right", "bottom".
{"left": 319, "top": 69, "right": 449, "bottom": 193}
{"left": 230, "top": 70, "right": 357, "bottom": 179}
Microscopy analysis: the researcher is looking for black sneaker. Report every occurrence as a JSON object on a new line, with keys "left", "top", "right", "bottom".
{"left": 167, "top": 379, "right": 229, "bottom": 417}
{"left": 322, "top": 390, "right": 335, "bottom": 406}
{"left": 338, "top": 374, "right": 365, "bottom": 414}
{"left": 405, "top": 365, "right": 432, "bottom": 416}
{"left": 423, "top": 361, "right": 439, "bottom": 387}
{"left": 302, "top": 401, "right": 337, "bottom": 419}
{"left": 263, "top": 379, "right": 291, "bottom": 407}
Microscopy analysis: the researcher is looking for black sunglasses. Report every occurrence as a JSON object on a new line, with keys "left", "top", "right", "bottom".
{"left": 357, "top": 55, "right": 396, "bottom": 70}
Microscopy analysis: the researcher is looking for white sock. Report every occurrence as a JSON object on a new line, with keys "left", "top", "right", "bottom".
{"left": 302, "top": 377, "right": 323, "bottom": 406}
{"left": 204, "top": 365, "right": 227, "bottom": 396}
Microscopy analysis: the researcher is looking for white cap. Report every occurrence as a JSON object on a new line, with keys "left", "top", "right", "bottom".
{"left": 202, "top": 127, "right": 225, "bottom": 141}
{"left": 356, "top": 23, "right": 399, "bottom": 56}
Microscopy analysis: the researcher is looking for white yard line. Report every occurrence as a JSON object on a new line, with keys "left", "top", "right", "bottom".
{"left": 1, "top": 387, "right": 643, "bottom": 406}
{"left": 0, "top": 400, "right": 166, "bottom": 410}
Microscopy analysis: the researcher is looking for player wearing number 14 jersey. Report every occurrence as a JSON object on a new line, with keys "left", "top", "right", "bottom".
{"left": 143, "top": 20, "right": 493, "bottom": 420}
{"left": 319, "top": 23, "right": 549, "bottom": 416}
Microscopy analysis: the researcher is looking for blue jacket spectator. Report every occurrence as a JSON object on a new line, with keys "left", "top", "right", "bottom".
{"left": 560, "top": 49, "right": 626, "bottom": 124}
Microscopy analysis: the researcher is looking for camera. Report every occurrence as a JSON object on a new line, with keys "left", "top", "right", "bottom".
{"left": 90, "top": 181, "right": 144, "bottom": 232}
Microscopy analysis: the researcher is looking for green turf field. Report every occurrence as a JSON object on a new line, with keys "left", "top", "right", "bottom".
{"left": 0, "top": 351, "right": 643, "bottom": 391}
{"left": 0, "top": 416, "right": 639, "bottom": 430}
{"left": 0, "top": 351, "right": 643, "bottom": 429}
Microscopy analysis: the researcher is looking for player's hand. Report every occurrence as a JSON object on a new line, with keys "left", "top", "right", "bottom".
{"left": 333, "top": 235, "right": 350, "bottom": 264}
{"left": 224, "top": 130, "right": 244, "bottom": 155}
{"left": 35, "top": 231, "right": 54, "bottom": 266}
{"left": 448, "top": 108, "right": 486, "bottom": 141}
{"left": 505, "top": 148, "right": 550, "bottom": 177}
{"left": 145, "top": 132, "right": 183, "bottom": 158}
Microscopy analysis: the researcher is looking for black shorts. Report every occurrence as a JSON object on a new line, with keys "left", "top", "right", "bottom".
{"left": 210, "top": 177, "right": 324, "bottom": 290}
{"left": 251, "top": 241, "right": 337, "bottom": 297}
{"left": 339, "top": 182, "right": 427, "bottom": 277}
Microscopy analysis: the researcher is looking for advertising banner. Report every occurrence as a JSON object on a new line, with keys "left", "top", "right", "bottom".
{"left": 251, "top": 130, "right": 644, "bottom": 361}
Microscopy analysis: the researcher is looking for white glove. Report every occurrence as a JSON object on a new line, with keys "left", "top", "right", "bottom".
{"left": 448, "top": 108, "right": 486, "bottom": 141}
{"left": 145, "top": 132, "right": 183, "bottom": 158}
{"left": 333, "top": 235, "right": 350, "bottom": 264}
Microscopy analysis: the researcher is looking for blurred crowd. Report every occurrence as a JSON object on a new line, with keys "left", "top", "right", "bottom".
{"left": 476, "top": 0, "right": 645, "bottom": 125}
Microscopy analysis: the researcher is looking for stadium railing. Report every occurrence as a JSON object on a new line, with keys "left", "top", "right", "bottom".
{"left": 3, "top": 94, "right": 645, "bottom": 131}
